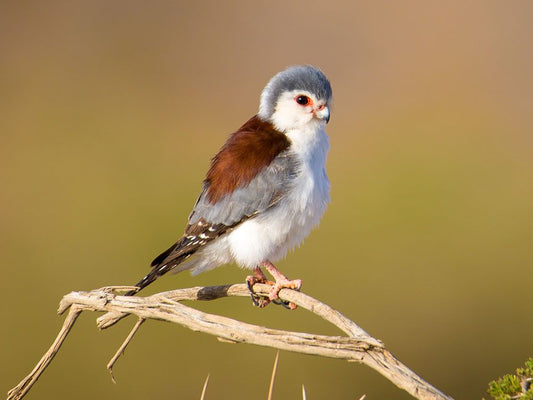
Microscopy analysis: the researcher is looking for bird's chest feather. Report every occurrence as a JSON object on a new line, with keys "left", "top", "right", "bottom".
{"left": 226, "top": 125, "right": 330, "bottom": 267}
{"left": 277, "top": 125, "right": 330, "bottom": 237}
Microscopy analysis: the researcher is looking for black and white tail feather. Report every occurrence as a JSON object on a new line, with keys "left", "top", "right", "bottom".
{"left": 124, "top": 218, "right": 231, "bottom": 296}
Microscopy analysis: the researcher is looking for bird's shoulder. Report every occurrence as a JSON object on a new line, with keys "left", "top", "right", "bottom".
{"left": 164, "top": 116, "right": 298, "bottom": 262}
{"left": 204, "top": 115, "right": 291, "bottom": 204}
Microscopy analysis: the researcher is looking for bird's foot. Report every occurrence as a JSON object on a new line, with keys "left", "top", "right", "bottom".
{"left": 246, "top": 263, "right": 302, "bottom": 310}
{"left": 246, "top": 267, "right": 272, "bottom": 308}
{"left": 267, "top": 278, "right": 301, "bottom": 310}
{"left": 263, "top": 261, "right": 302, "bottom": 310}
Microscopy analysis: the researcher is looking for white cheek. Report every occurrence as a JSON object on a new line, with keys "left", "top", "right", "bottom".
{"left": 271, "top": 102, "right": 313, "bottom": 131}
{"left": 265, "top": 90, "right": 317, "bottom": 132}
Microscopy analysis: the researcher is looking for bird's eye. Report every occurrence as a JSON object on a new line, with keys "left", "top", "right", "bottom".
{"left": 296, "top": 95, "right": 310, "bottom": 106}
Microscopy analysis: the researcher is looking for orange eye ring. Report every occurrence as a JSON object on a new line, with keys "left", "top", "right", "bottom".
{"left": 295, "top": 95, "right": 311, "bottom": 106}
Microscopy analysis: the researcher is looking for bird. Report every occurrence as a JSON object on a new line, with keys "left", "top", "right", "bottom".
{"left": 126, "top": 65, "right": 333, "bottom": 308}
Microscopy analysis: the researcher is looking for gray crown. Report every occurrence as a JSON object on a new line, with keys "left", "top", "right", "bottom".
{"left": 259, "top": 65, "right": 332, "bottom": 120}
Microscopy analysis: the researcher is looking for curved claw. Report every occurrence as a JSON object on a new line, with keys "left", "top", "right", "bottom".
{"left": 246, "top": 276, "right": 271, "bottom": 308}
{"left": 272, "top": 299, "right": 295, "bottom": 310}
{"left": 246, "top": 263, "right": 301, "bottom": 310}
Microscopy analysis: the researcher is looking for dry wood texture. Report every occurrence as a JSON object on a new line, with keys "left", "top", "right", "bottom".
{"left": 7, "top": 284, "right": 453, "bottom": 400}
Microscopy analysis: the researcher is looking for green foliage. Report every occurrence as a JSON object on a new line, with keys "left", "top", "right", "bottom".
{"left": 487, "top": 358, "right": 533, "bottom": 400}
{"left": 517, "top": 358, "right": 533, "bottom": 377}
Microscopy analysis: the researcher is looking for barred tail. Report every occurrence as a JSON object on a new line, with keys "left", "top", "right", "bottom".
{"left": 125, "top": 231, "right": 208, "bottom": 296}
{"left": 124, "top": 239, "right": 196, "bottom": 296}
{"left": 124, "top": 268, "right": 167, "bottom": 297}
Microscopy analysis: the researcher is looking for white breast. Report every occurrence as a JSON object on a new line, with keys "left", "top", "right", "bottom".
{"left": 226, "top": 121, "right": 330, "bottom": 268}
{"left": 183, "top": 121, "right": 330, "bottom": 276}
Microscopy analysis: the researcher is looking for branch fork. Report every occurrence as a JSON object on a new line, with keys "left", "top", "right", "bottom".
{"left": 7, "top": 284, "right": 453, "bottom": 400}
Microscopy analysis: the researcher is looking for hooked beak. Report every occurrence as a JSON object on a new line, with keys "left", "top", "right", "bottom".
{"left": 314, "top": 105, "right": 330, "bottom": 123}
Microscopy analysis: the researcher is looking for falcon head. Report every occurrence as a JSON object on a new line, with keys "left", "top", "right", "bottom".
{"left": 258, "top": 65, "right": 333, "bottom": 132}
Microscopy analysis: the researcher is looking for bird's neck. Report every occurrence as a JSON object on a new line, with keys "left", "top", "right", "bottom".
{"left": 285, "top": 122, "right": 329, "bottom": 166}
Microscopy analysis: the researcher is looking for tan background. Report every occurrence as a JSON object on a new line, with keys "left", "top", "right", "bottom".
{"left": 2, "top": 1, "right": 532, "bottom": 399}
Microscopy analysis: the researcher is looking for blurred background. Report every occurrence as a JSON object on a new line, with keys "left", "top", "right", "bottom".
{"left": 2, "top": 1, "right": 532, "bottom": 399}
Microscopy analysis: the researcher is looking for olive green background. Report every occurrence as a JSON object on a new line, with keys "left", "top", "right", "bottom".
{"left": 2, "top": 1, "right": 532, "bottom": 399}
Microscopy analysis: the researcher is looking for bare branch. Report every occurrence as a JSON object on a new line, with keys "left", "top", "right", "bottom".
{"left": 7, "top": 306, "right": 82, "bottom": 400}
{"left": 106, "top": 318, "right": 145, "bottom": 383}
{"left": 8, "top": 284, "right": 453, "bottom": 400}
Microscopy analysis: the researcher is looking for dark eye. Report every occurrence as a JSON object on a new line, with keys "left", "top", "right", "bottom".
{"left": 296, "top": 95, "right": 310, "bottom": 105}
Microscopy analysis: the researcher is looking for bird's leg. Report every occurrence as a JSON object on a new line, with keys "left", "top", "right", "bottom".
{"left": 262, "top": 260, "right": 302, "bottom": 310}
{"left": 246, "top": 267, "right": 272, "bottom": 308}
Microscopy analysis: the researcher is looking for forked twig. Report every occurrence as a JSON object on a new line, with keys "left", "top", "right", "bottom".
{"left": 7, "top": 284, "right": 453, "bottom": 400}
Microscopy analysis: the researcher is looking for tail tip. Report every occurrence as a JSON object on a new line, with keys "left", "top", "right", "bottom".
{"left": 124, "top": 287, "right": 140, "bottom": 296}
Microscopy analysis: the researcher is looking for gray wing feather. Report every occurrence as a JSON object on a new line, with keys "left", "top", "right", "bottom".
{"left": 189, "top": 150, "right": 298, "bottom": 226}
{"left": 143, "top": 150, "right": 299, "bottom": 284}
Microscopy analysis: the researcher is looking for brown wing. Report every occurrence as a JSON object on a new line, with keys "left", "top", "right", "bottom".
{"left": 126, "top": 115, "right": 295, "bottom": 295}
